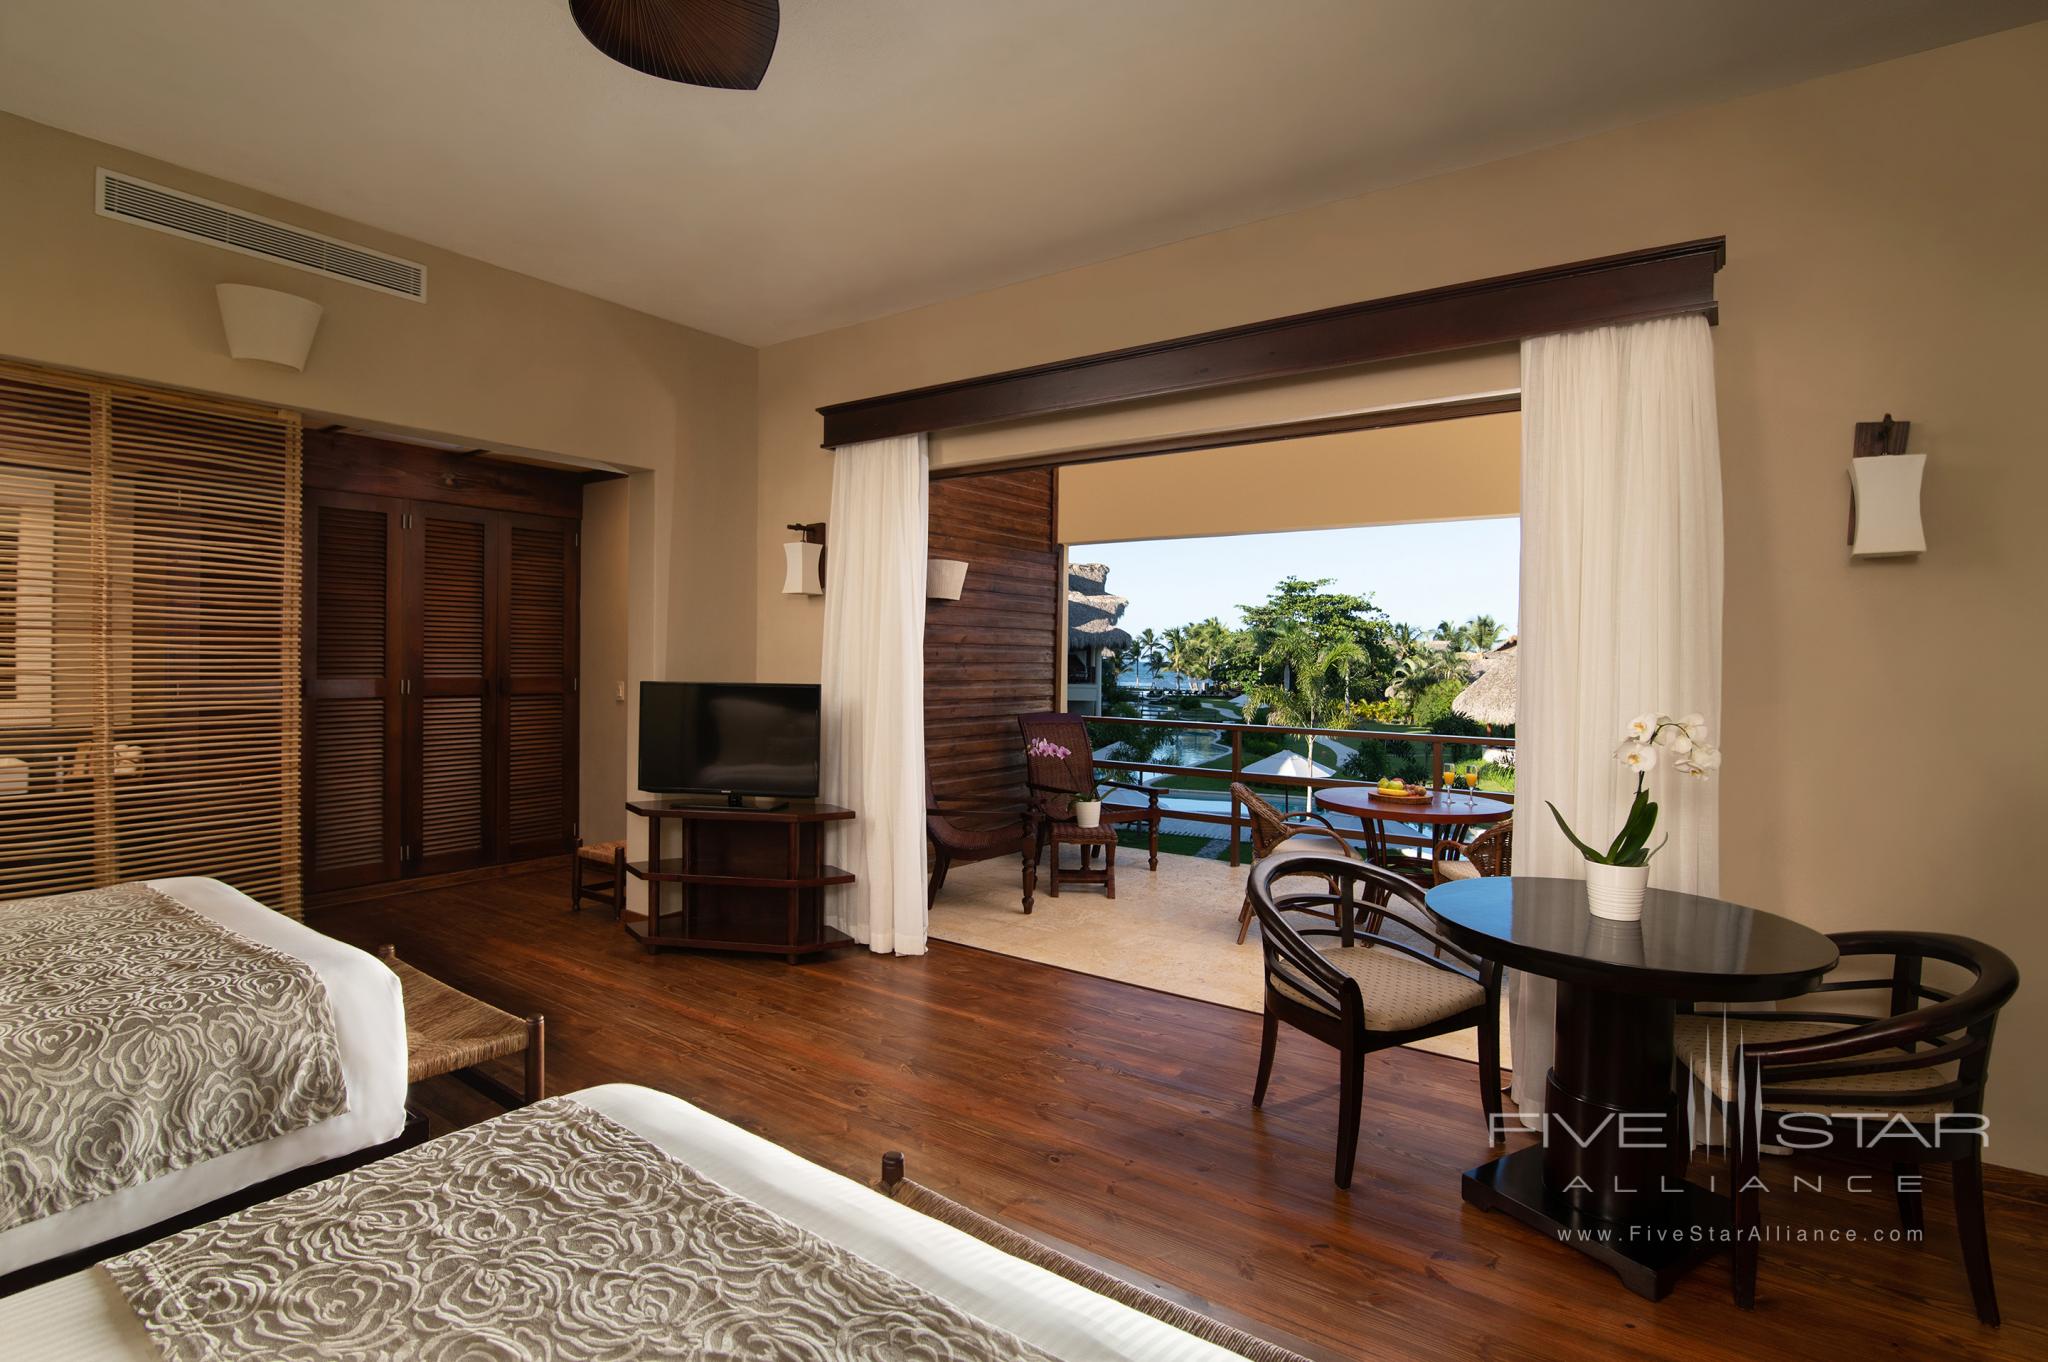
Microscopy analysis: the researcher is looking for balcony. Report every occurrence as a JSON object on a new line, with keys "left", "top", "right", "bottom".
{"left": 1081, "top": 708, "right": 1514, "bottom": 871}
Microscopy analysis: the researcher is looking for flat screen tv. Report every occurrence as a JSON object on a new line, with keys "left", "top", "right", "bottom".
{"left": 638, "top": 681, "right": 821, "bottom": 804}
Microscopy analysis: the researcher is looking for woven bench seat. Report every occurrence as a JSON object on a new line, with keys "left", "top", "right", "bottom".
{"left": 379, "top": 946, "right": 544, "bottom": 1107}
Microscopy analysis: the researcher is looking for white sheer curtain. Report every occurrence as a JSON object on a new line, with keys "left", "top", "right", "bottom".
{"left": 1511, "top": 314, "right": 1724, "bottom": 1119}
{"left": 819, "top": 434, "right": 930, "bottom": 955}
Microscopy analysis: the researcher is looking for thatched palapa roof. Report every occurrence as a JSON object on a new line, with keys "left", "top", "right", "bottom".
{"left": 1451, "top": 638, "right": 1517, "bottom": 728}
{"left": 1067, "top": 562, "right": 1131, "bottom": 653}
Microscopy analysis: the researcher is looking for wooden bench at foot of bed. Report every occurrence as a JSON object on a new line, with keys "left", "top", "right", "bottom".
{"left": 379, "top": 946, "right": 545, "bottom": 1107}
{"left": 879, "top": 1153, "right": 1338, "bottom": 1362}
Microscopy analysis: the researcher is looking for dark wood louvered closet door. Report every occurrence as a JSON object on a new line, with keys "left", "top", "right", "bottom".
{"left": 305, "top": 492, "right": 402, "bottom": 890}
{"left": 410, "top": 505, "right": 495, "bottom": 875}
{"left": 303, "top": 471, "right": 579, "bottom": 896}
{"left": 499, "top": 517, "right": 578, "bottom": 861}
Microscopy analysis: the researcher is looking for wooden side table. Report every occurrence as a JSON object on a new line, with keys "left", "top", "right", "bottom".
{"left": 1027, "top": 821, "right": 1116, "bottom": 908}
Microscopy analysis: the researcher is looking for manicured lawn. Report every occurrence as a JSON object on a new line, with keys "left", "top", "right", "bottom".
{"left": 1113, "top": 827, "right": 1253, "bottom": 860}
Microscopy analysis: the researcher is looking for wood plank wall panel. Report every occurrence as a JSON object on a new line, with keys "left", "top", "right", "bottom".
{"left": 925, "top": 468, "right": 1059, "bottom": 810}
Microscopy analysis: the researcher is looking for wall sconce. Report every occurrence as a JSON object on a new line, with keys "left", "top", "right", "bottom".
{"left": 1848, "top": 415, "right": 1926, "bottom": 558}
{"left": 216, "top": 284, "right": 324, "bottom": 371}
{"left": 782, "top": 522, "right": 825, "bottom": 595}
{"left": 927, "top": 558, "right": 968, "bottom": 600}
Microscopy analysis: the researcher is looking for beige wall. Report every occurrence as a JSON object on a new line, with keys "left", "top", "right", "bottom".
{"left": 1058, "top": 411, "right": 1520, "bottom": 546}
{"left": 0, "top": 110, "right": 760, "bottom": 893}
{"left": 579, "top": 478, "right": 631, "bottom": 845}
{"left": 757, "top": 26, "right": 2048, "bottom": 1170}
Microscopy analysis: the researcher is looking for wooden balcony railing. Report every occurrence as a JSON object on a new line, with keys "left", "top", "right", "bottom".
{"left": 1083, "top": 711, "right": 1514, "bottom": 866}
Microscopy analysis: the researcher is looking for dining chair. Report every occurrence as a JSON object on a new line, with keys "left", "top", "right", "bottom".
{"left": 1247, "top": 852, "right": 1503, "bottom": 1188}
{"left": 1677, "top": 931, "right": 2019, "bottom": 1323}
{"left": 1230, "top": 781, "right": 1356, "bottom": 944}
{"left": 1433, "top": 816, "right": 1512, "bottom": 884}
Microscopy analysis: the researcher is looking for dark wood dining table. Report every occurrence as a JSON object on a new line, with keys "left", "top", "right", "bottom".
{"left": 1423, "top": 875, "right": 1840, "bottom": 1300}
{"left": 1314, "top": 784, "right": 1507, "bottom": 869}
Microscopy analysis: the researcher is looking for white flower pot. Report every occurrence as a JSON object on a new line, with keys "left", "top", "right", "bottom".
{"left": 1584, "top": 860, "right": 1650, "bottom": 921}
{"left": 1073, "top": 799, "right": 1103, "bottom": 829}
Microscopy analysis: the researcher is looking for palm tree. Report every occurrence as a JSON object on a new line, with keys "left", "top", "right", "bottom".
{"left": 1188, "top": 617, "right": 1231, "bottom": 695}
{"left": 1385, "top": 648, "right": 1456, "bottom": 717}
{"left": 1164, "top": 625, "right": 1198, "bottom": 694}
{"left": 1325, "top": 637, "right": 1368, "bottom": 712}
{"left": 1135, "top": 628, "right": 1166, "bottom": 688}
{"left": 1249, "top": 627, "right": 1361, "bottom": 809}
{"left": 1465, "top": 614, "right": 1503, "bottom": 652}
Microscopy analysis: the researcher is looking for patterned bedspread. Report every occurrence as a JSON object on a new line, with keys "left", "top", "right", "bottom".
{"left": 107, "top": 1098, "right": 1055, "bottom": 1362}
{"left": 0, "top": 882, "right": 348, "bottom": 1232}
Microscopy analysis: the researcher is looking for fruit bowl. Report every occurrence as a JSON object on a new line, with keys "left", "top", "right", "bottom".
{"left": 1372, "top": 784, "right": 1433, "bottom": 803}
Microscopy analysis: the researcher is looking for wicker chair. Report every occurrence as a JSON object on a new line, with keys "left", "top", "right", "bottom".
{"left": 1678, "top": 932, "right": 2018, "bottom": 1323}
{"left": 1433, "top": 817, "right": 1512, "bottom": 884}
{"left": 1231, "top": 782, "right": 1356, "bottom": 944}
{"left": 1017, "top": 711, "right": 1162, "bottom": 881}
{"left": 1247, "top": 854, "right": 1503, "bottom": 1188}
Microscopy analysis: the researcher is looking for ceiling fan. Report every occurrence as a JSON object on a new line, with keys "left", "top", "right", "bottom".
{"left": 569, "top": 0, "right": 781, "bottom": 91}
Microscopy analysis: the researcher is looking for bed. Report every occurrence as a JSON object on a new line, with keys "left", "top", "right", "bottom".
{"left": 0, "top": 877, "right": 410, "bottom": 1283}
{"left": 0, "top": 1084, "right": 1307, "bottom": 1362}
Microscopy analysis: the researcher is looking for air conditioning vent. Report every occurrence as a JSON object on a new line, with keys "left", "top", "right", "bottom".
{"left": 96, "top": 169, "right": 427, "bottom": 301}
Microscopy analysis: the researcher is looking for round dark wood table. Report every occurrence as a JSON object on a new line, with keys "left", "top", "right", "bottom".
{"left": 1424, "top": 875, "right": 1838, "bottom": 1300}
{"left": 1315, "top": 785, "right": 1506, "bottom": 866}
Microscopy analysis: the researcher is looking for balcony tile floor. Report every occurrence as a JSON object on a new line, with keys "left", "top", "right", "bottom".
{"left": 927, "top": 850, "right": 1508, "bottom": 1066}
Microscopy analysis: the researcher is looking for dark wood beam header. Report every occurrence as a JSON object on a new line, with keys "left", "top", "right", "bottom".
{"left": 304, "top": 428, "right": 588, "bottom": 520}
{"left": 926, "top": 392, "right": 1520, "bottom": 481}
{"left": 819, "top": 237, "right": 1723, "bottom": 448}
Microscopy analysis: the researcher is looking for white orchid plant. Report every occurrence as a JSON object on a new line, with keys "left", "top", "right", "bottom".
{"left": 1548, "top": 713, "right": 1721, "bottom": 867}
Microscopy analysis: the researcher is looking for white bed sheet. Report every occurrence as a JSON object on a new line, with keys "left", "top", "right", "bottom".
{"left": 0, "top": 877, "right": 408, "bottom": 1278}
{"left": 3, "top": 1084, "right": 1244, "bottom": 1362}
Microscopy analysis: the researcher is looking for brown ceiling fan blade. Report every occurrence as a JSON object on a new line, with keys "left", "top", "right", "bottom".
{"left": 570, "top": 0, "right": 780, "bottom": 91}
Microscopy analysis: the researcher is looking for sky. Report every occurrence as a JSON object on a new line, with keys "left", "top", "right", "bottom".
{"left": 1077, "top": 517, "right": 1519, "bottom": 641}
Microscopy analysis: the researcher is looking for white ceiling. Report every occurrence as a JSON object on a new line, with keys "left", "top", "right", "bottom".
{"left": 2, "top": 1, "right": 2042, "bottom": 346}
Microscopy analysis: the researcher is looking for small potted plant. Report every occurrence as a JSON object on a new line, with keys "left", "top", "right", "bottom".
{"left": 1025, "top": 737, "right": 1103, "bottom": 827}
{"left": 1548, "top": 713, "right": 1720, "bottom": 920}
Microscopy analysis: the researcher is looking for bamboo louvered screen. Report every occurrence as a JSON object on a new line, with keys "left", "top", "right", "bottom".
{"left": 303, "top": 479, "right": 577, "bottom": 894}
{"left": 0, "top": 360, "right": 302, "bottom": 914}
{"left": 925, "top": 468, "right": 1059, "bottom": 812}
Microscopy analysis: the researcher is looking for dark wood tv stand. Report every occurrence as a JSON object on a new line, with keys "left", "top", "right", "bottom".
{"left": 623, "top": 799, "right": 856, "bottom": 962}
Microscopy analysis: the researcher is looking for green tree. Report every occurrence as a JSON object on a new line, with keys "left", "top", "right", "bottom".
{"left": 1134, "top": 628, "right": 1166, "bottom": 688}
{"left": 1164, "top": 625, "right": 1202, "bottom": 694}
{"left": 1232, "top": 577, "right": 1396, "bottom": 699}
{"left": 1246, "top": 627, "right": 1367, "bottom": 809}
{"left": 1185, "top": 617, "right": 1233, "bottom": 693}
{"left": 1464, "top": 614, "right": 1503, "bottom": 652}
{"left": 1385, "top": 647, "right": 1462, "bottom": 717}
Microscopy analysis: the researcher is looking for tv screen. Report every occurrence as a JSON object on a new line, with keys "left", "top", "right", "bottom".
{"left": 638, "top": 682, "right": 821, "bottom": 799}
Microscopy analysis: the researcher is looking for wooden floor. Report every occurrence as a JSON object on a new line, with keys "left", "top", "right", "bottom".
{"left": 314, "top": 868, "right": 2048, "bottom": 1361}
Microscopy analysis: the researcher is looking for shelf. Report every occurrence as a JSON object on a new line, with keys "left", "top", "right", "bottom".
{"left": 622, "top": 913, "right": 853, "bottom": 957}
{"left": 625, "top": 859, "right": 855, "bottom": 889}
{"left": 625, "top": 798, "right": 854, "bottom": 823}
